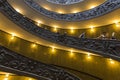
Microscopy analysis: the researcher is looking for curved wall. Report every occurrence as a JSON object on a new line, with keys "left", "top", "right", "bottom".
{"left": 7, "top": 0, "right": 120, "bottom": 29}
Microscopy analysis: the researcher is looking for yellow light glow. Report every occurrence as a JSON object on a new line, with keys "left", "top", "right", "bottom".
{"left": 69, "top": 50, "right": 74, "bottom": 57}
{"left": 37, "top": 20, "right": 43, "bottom": 24}
{"left": 51, "top": 46, "right": 55, "bottom": 52}
{"left": 5, "top": 73, "right": 9, "bottom": 77}
{"left": 31, "top": 43, "right": 37, "bottom": 48}
{"left": 4, "top": 78, "right": 8, "bottom": 80}
{"left": 114, "top": 20, "right": 119, "bottom": 23}
{"left": 70, "top": 28, "right": 75, "bottom": 34}
{"left": 53, "top": 27, "right": 57, "bottom": 32}
{"left": 109, "top": 58, "right": 115, "bottom": 64}
{"left": 15, "top": 8, "right": 21, "bottom": 13}
{"left": 115, "top": 22, "right": 120, "bottom": 27}
{"left": 29, "top": 78, "right": 32, "bottom": 80}
{"left": 90, "top": 26, "right": 95, "bottom": 32}
{"left": 53, "top": 25, "right": 58, "bottom": 32}
{"left": 10, "top": 33, "right": 15, "bottom": 40}
{"left": 37, "top": 23, "right": 40, "bottom": 26}
{"left": 90, "top": 26, "right": 94, "bottom": 29}
{"left": 11, "top": 33, "right": 15, "bottom": 37}
{"left": 90, "top": 5, "right": 96, "bottom": 9}
{"left": 72, "top": 10, "right": 79, "bottom": 13}
{"left": 57, "top": 10, "right": 64, "bottom": 14}
{"left": 87, "top": 53, "right": 91, "bottom": 59}
{"left": 116, "top": 24, "right": 119, "bottom": 27}
{"left": 43, "top": 6, "right": 50, "bottom": 10}
{"left": 36, "top": 20, "right": 43, "bottom": 26}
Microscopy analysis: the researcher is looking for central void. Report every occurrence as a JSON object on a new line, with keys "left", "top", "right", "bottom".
{"left": 46, "top": 0, "right": 84, "bottom": 5}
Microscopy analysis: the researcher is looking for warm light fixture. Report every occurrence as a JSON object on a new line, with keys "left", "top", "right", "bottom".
{"left": 36, "top": 20, "right": 43, "bottom": 26}
{"left": 53, "top": 27, "right": 57, "bottom": 32}
{"left": 37, "top": 20, "right": 43, "bottom": 24}
{"left": 115, "top": 21, "right": 120, "bottom": 27}
{"left": 15, "top": 8, "right": 21, "bottom": 13}
{"left": 43, "top": 6, "right": 50, "bottom": 10}
{"left": 57, "top": 10, "right": 64, "bottom": 14}
{"left": 53, "top": 25, "right": 58, "bottom": 32}
{"left": 31, "top": 43, "right": 37, "bottom": 48}
{"left": 90, "top": 26, "right": 94, "bottom": 29}
{"left": 109, "top": 58, "right": 115, "bottom": 64}
{"left": 5, "top": 73, "right": 9, "bottom": 77}
{"left": 87, "top": 53, "right": 91, "bottom": 59}
{"left": 11, "top": 33, "right": 15, "bottom": 37}
{"left": 29, "top": 78, "right": 32, "bottom": 80}
{"left": 69, "top": 50, "right": 74, "bottom": 57}
{"left": 11, "top": 33, "right": 15, "bottom": 40}
{"left": 70, "top": 27, "right": 75, "bottom": 34}
{"left": 4, "top": 78, "right": 8, "bottom": 80}
{"left": 72, "top": 10, "right": 79, "bottom": 13}
{"left": 37, "top": 23, "right": 40, "bottom": 26}
{"left": 90, "top": 5, "right": 96, "bottom": 9}
{"left": 51, "top": 46, "right": 55, "bottom": 52}
{"left": 90, "top": 26, "right": 95, "bottom": 32}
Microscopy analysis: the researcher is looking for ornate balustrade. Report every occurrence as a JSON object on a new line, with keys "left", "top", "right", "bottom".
{"left": 0, "top": 0, "right": 120, "bottom": 61}
{"left": 24, "top": 0, "right": 120, "bottom": 21}
{"left": 0, "top": 45, "right": 80, "bottom": 80}
{"left": 46, "top": 0, "right": 84, "bottom": 5}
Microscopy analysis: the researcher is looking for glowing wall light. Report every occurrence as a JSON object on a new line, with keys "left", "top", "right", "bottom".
{"left": 4, "top": 73, "right": 9, "bottom": 80}
{"left": 43, "top": 5, "right": 50, "bottom": 10}
{"left": 87, "top": 53, "right": 91, "bottom": 59}
{"left": 5, "top": 73, "right": 9, "bottom": 78}
{"left": 4, "top": 78, "right": 8, "bottom": 80}
{"left": 69, "top": 50, "right": 75, "bottom": 58}
{"left": 29, "top": 78, "right": 32, "bottom": 80}
{"left": 115, "top": 22, "right": 120, "bottom": 27}
{"left": 109, "top": 58, "right": 115, "bottom": 64}
{"left": 90, "top": 26, "right": 95, "bottom": 32}
{"left": 53, "top": 25, "right": 58, "bottom": 32}
{"left": 51, "top": 46, "right": 55, "bottom": 52}
{"left": 15, "top": 8, "right": 21, "bottom": 13}
{"left": 57, "top": 10, "right": 64, "bottom": 14}
{"left": 10, "top": 33, "right": 15, "bottom": 40}
{"left": 35, "top": 20, "right": 43, "bottom": 27}
{"left": 72, "top": 10, "right": 79, "bottom": 13}
{"left": 89, "top": 4, "right": 96, "bottom": 9}
{"left": 31, "top": 43, "right": 37, "bottom": 48}
{"left": 70, "top": 27, "right": 75, "bottom": 34}
{"left": 90, "top": 5, "right": 96, "bottom": 9}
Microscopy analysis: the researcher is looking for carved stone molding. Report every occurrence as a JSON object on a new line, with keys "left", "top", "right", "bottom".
{"left": 24, "top": 0, "right": 120, "bottom": 21}
{"left": 0, "top": 45, "right": 80, "bottom": 80}
{"left": 46, "top": 0, "right": 84, "bottom": 5}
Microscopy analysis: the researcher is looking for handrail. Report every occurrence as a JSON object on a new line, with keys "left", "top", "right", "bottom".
{"left": 0, "top": 0, "right": 120, "bottom": 61}
{"left": 46, "top": 0, "right": 84, "bottom": 5}
{"left": 0, "top": 45, "right": 80, "bottom": 80}
{"left": 24, "top": 0, "right": 120, "bottom": 21}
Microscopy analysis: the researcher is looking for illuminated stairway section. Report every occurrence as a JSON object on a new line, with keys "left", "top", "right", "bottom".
{"left": 24, "top": 0, "right": 120, "bottom": 21}
{"left": 0, "top": 0, "right": 120, "bottom": 61}
{"left": 0, "top": 45, "right": 80, "bottom": 80}
{"left": 0, "top": 71, "right": 36, "bottom": 80}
